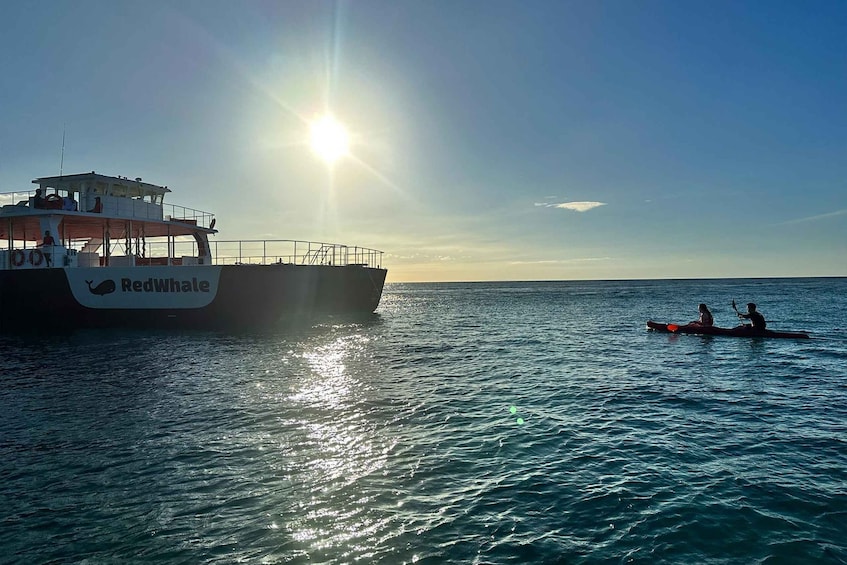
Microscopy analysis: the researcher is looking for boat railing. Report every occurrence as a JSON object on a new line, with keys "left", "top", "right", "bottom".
{"left": 0, "top": 190, "right": 43, "bottom": 209}
{"left": 163, "top": 204, "right": 215, "bottom": 229}
{"left": 205, "top": 240, "right": 384, "bottom": 268}
{"left": 145, "top": 238, "right": 383, "bottom": 267}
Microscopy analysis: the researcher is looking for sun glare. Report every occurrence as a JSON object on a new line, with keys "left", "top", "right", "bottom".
{"left": 310, "top": 115, "right": 350, "bottom": 165}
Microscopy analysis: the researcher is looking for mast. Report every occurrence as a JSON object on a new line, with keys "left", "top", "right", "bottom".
{"left": 59, "top": 125, "right": 66, "bottom": 177}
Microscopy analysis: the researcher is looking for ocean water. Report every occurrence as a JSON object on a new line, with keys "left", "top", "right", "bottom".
{"left": 1, "top": 277, "right": 846, "bottom": 564}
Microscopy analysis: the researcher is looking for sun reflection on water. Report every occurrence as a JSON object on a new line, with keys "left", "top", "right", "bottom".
{"left": 281, "top": 334, "right": 396, "bottom": 558}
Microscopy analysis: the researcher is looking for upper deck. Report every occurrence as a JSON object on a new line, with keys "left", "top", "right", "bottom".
{"left": 0, "top": 171, "right": 214, "bottom": 241}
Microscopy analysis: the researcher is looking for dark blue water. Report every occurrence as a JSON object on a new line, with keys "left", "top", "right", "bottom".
{"left": 1, "top": 278, "right": 846, "bottom": 564}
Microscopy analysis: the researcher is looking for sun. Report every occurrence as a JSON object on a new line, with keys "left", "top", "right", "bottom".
{"left": 309, "top": 115, "right": 350, "bottom": 164}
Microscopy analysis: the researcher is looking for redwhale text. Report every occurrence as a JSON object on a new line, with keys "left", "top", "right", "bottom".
{"left": 121, "top": 277, "right": 211, "bottom": 293}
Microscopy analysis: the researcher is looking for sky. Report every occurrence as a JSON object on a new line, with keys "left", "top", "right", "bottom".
{"left": 1, "top": 0, "right": 845, "bottom": 282}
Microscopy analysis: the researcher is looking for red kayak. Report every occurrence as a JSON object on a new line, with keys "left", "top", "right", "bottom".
{"left": 646, "top": 320, "right": 810, "bottom": 339}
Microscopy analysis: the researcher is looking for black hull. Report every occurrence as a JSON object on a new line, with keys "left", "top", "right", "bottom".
{"left": 0, "top": 264, "right": 386, "bottom": 331}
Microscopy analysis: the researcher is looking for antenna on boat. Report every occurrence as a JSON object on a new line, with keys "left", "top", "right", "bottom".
{"left": 59, "top": 124, "right": 66, "bottom": 177}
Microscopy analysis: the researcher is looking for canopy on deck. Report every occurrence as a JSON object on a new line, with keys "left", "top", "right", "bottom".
{"left": 0, "top": 213, "right": 205, "bottom": 243}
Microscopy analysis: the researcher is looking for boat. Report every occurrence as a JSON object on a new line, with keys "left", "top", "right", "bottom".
{"left": 646, "top": 321, "right": 810, "bottom": 339}
{"left": 0, "top": 172, "right": 387, "bottom": 330}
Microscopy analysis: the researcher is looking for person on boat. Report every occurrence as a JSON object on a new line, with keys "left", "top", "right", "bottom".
{"left": 63, "top": 195, "right": 78, "bottom": 211}
{"left": 38, "top": 230, "right": 56, "bottom": 267}
{"left": 690, "top": 303, "right": 714, "bottom": 326}
{"left": 40, "top": 231, "right": 55, "bottom": 247}
{"left": 737, "top": 303, "right": 766, "bottom": 331}
{"left": 88, "top": 196, "right": 103, "bottom": 213}
{"left": 33, "top": 188, "right": 45, "bottom": 209}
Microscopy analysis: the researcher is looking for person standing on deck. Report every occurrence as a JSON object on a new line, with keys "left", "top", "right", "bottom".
{"left": 39, "top": 230, "right": 55, "bottom": 267}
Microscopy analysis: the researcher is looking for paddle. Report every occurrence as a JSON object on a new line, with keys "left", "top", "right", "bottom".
{"left": 732, "top": 299, "right": 748, "bottom": 325}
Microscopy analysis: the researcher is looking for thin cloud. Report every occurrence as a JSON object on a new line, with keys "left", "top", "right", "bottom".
{"left": 555, "top": 201, "right": 606, "bottom": 212}
{"left": 781, "top": 209, "right": 847, "bottom": 225}
{"left": 534, "top": 201, "right": 607, "bottom": 212}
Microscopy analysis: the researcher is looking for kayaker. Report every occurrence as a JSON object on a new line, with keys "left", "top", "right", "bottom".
{"left": 737, "top": 303, "right": 766, "bottom": 331}
{"left": 691, "top": 303, "right": 714, "bottom": 326}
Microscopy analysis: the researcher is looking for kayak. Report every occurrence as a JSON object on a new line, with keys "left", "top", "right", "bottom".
{"left": 646, "top": 321, "right": 810, "bottom": 339}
